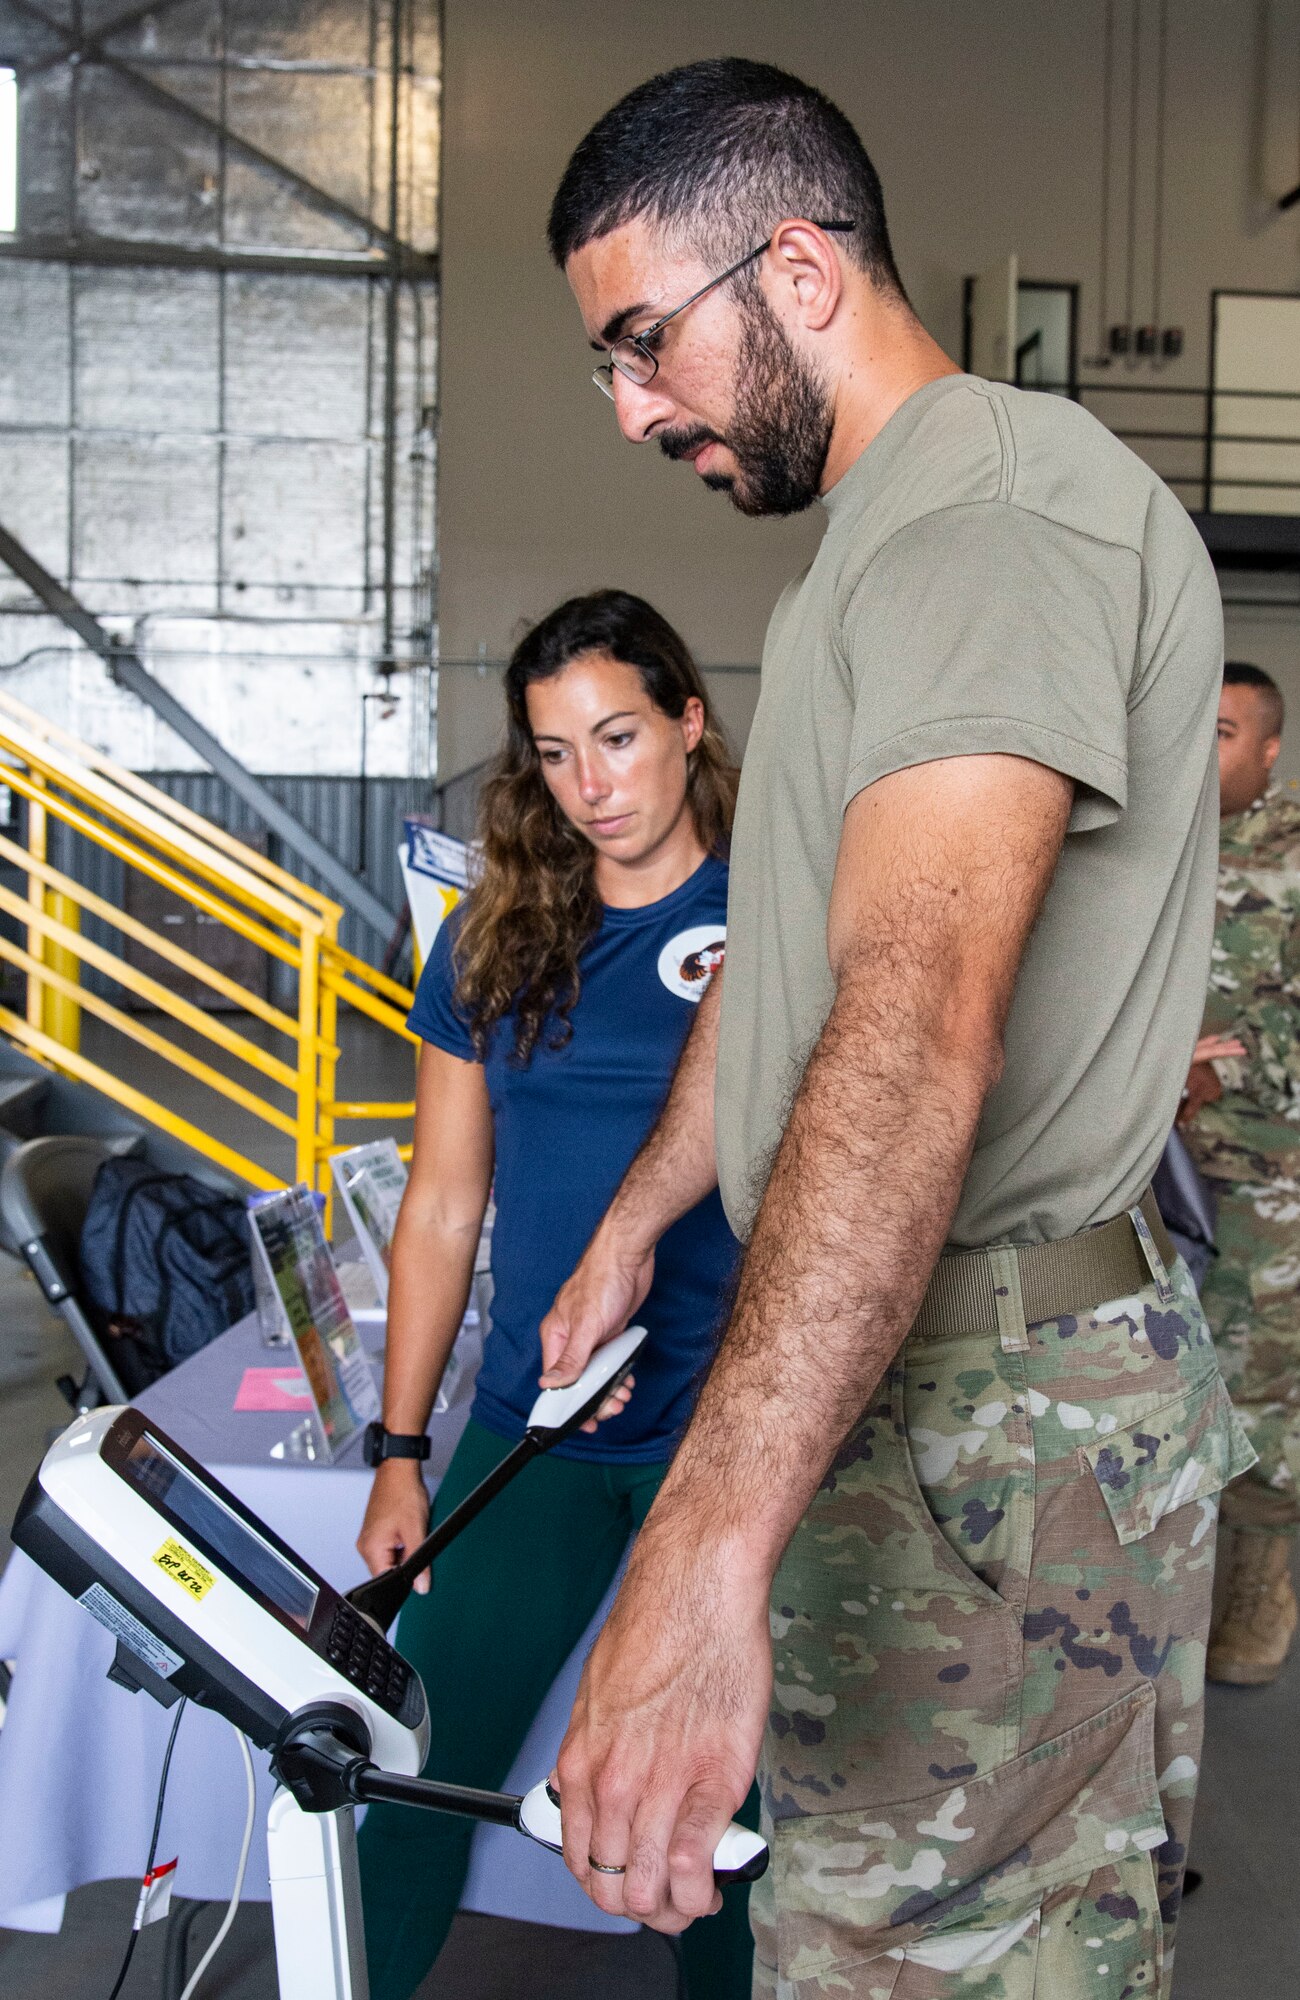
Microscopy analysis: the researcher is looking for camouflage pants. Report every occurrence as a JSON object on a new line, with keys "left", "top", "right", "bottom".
{"left": 1197, "top": 1175, "right": 1300, "bottom": 1529}
{"left": 752, "top": 1249, "right": 1255, "bottom": 1999}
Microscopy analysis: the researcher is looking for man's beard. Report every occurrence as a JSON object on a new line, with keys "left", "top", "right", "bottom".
{"left": 659, "top": 294, "right": 834, "bottom": 517}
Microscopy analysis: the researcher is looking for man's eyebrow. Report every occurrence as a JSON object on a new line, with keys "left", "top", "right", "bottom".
{"left": 591, "top": 300, "right": 654, "bottom": 350}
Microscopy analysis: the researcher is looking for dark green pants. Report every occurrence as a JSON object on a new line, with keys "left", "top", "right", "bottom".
{"left": 357, "top": 1418, "right": 758, "bottom": 1999}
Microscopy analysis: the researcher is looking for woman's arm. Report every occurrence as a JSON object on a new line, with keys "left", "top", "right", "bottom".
{"left": 356, "top": 1042, "right": 494, "bottom": 1588}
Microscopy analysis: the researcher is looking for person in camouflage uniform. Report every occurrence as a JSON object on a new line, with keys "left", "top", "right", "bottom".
{"left": 1181, "top": 661, "right": 1300, "bottom": 1684}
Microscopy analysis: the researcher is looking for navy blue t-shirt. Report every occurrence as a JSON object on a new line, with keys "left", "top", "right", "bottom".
{"left": 407, "top": 854, "right": 737, "bottom": 1461}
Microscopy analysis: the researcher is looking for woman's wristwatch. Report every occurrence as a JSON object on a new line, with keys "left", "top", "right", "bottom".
{"left": 363, "top": 1422, "right": 432, "bottom": 1466}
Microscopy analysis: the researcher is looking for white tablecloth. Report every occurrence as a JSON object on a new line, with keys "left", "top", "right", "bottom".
{"left": 0, "top": 1313, "right": 632, "bottom": 1937}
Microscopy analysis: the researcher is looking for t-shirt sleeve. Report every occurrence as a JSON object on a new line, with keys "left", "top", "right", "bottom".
{"left": 840, "top": 502, "right": 1139, "bottom": 833}
{"left": 405, "top": 911, "right": 478, "bottom": 1062}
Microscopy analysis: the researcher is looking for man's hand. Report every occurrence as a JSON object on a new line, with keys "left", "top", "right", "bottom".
{"left": 552, "top": 1527, "right": 770, "bottom": 1930}
{"left": 539, "top": 1237, "right": 655, "bottom": 1389}
{"left": 1178, "top": 1034, "right": 1245, "bottom": 1126}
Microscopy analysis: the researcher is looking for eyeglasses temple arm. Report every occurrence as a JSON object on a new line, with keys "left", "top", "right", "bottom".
{"left": 618, "top": 222, "right": 856, "bottom": 365}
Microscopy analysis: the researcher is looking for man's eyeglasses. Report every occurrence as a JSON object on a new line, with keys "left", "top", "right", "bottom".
{"left": 592, "top": 221, "right": 856, "bottom": 399}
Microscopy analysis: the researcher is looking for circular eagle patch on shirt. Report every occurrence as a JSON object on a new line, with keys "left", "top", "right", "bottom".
{"left": 657, "top": 924, "right": 726, "bottom": 1003}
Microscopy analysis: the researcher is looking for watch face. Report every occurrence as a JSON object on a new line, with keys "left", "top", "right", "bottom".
{"left": 363, "top": 1421, "right": 384, "bottom": 1467}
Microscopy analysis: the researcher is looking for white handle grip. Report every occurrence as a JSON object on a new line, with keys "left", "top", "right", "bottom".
{"left": 524, "top": 1324, "right": 648, "bottom": 1434}
{"left": 516, "top": 1778, "right": 768, "bottom": 1885}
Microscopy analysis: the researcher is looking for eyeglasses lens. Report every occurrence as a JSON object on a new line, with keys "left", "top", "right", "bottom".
{"left": 593, "top": 338, "right": 658, "bottom": 397}
{"left": 612, "top": 337, "right": 656, "bottom": 384}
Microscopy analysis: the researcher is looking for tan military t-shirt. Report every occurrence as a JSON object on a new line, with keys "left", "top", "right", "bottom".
{"left": 716, "top": 374, "right": 1222, "bottom": 1247}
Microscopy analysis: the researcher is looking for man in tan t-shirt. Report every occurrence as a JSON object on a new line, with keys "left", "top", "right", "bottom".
{"left": 532, "top": 59, "right": 1251, "bottom": 2000}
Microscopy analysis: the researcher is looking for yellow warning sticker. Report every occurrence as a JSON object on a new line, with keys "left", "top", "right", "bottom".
{"left": 152, "top": 1538, "right": 215, "bottom": 1601}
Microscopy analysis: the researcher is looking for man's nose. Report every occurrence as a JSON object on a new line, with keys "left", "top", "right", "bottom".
{"left": 611, "top": 370, "right": 676, "bottom": 443}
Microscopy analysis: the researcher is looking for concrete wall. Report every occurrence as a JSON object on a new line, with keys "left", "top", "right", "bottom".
{"left": 0, "top": 0, "right": 440, "bottom": 780}
{"left": 438, "top": 0, "right": 1300, "bottom": 783}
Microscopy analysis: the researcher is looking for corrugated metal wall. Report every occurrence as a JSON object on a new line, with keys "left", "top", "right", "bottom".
{"left": 153, "top": 770, "right": 435, "bottom": 957}
{"left": 49, "top": 770, "right": 435, "bottom": 981}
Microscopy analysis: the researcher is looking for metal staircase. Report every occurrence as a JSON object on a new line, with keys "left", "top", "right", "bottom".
{"left": 0, "top": 688, "right": 419, "bottom": 1201}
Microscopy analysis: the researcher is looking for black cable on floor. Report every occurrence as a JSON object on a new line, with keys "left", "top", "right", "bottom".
{"left": 106, "top": 1696, "right": 188, "bottom": 2000}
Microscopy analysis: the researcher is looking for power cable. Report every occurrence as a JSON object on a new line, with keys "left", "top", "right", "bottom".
{"left": 105, "top": 1696, "right": 188, "bottom": 2000}
{"left": 1151, "top": 0, "right": 1170, "bottom": 349}
{"left": 1287, "top": 6, "right": 1300, "bottom": 208}
{"left": 176, "top": 1727, "right": 256, "bottom": 2000}
{"left": 1096, "top": 0, "right": 1115, "bottom": 357}
{"left": 1123, "top": 0, "right": 1142, "bottom": 357}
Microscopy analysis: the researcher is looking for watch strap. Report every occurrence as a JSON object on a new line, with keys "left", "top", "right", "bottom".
{"left": 365, "top": 1421, "right": 431, "bottom": 1465}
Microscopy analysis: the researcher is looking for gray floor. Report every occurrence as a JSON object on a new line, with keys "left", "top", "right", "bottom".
{"left": 0, "top": 1021, "right": 1295, "bottom": 1994}
{"left": 0, "top": 1885, "right": 680, "bottom": 1999}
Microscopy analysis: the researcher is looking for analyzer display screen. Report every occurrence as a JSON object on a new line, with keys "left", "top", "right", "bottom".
{"left": 123, "top": 1432, "right": 319, "bottom": 1632}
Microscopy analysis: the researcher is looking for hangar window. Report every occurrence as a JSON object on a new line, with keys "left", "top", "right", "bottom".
{"left": 0, "top": 68, "right": 15, "bottom": 234}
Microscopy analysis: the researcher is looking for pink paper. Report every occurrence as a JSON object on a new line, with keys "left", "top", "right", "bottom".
{"left": 234, "top": 1365, "right": 314, "bottom": 1413}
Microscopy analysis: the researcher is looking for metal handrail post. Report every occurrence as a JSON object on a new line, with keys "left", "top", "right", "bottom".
{"left": 317, "top": 915, "right": 340, "bottom": 1207}
{"left": 25, "top": 767, "right": 46, "bottom": 1040}
{"left": 296, "top": 926, "right": 323, "bottom": 1188}
{"left": 43, "top": 891, "right": 81, "bottom": 1054}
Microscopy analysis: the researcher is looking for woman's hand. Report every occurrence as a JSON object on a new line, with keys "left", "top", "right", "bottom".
{"left": 356, "top": 1460, "right": 432, "bottom": 1594}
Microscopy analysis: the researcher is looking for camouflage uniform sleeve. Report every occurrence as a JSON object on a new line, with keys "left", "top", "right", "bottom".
{"left": 1218, "top": 863, "right": 1300, "bottom": 1118}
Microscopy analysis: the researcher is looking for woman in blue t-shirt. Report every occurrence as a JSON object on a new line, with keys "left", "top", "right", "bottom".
{"left": 355, "top": 590, "right": 752, "bottom": 2000}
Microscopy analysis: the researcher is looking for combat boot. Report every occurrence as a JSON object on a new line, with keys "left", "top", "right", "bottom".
{"left": 1206, "top": 1529, "right": 1298, "bottom": 1686}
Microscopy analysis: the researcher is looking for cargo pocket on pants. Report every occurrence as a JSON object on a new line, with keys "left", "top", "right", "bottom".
{"left": 771, "top": 1681, "right": 1167, "bottom": 1988}
{"left": 1082, "top": 1368, "right": 1257, "bottom": 1545}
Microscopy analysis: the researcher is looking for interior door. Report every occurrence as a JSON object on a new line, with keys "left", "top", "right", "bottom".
{"left": 1211, "top": 293, "right": 1300, "bottom": 515}
{"left": 967, "top": 254, "right": 1019, "bottom": 382}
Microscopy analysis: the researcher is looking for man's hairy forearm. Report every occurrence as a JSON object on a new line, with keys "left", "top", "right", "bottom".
{"left": 640, "top": 945, "right": 999, "bottom": 1582}
{"left": 600, "top": 971, "right": 723, "bottom": 1254}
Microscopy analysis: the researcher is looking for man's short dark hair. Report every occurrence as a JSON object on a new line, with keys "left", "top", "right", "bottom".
{"left": 1224, "top": 660, "right": 1284, "bottom": 737}
{"left": 548, "top": 59, "right": 907, "bottom": 301}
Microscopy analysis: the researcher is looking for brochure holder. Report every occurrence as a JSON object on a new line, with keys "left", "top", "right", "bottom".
{"left": 249, "top": 1185, "right": 381, "bottom": 1463}
{"left": 330, "top": 1140, "right": 407, "bottom": 1306}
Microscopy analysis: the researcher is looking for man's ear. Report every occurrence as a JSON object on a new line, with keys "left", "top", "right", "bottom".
{"left": 1263, "top": 734, "right": 1282, "bottom": 775}
{"left": 765, "top": 220, "right": 844, "bottom": 333}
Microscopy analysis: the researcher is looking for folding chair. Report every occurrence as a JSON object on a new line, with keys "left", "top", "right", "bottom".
{"left": 0, "top": 1133, "right": 142, "bottom": 1411}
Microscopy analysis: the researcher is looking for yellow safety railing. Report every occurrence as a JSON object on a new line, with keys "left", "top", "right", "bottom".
{"left": 0, "top": 689, "right": 420, "bottom": 1192}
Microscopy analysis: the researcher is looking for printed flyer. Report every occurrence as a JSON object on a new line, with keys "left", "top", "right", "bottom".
{"left": 331, "top": 1139, "right": 408, "bottom": 1304}
{"left": 248, "top": 1185, "right": 380, "bottom": 1458}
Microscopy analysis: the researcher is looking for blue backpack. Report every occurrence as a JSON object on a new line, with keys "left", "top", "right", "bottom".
{"left": 79, "top": 1157, "right": 254, "bottom": 1392}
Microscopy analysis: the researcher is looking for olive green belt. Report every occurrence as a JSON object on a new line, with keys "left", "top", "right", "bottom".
{"left": 911, "top": 1186, "right": 1176, "bottom": 1342}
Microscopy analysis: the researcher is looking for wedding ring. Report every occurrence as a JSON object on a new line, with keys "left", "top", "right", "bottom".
{"left": 588, "top": 1856, "right": 627, "bottom": 1875}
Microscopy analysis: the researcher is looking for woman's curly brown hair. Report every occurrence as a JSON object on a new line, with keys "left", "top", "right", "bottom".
{"left": 453, "top": 590, "right": 737, "bottom": 1064}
